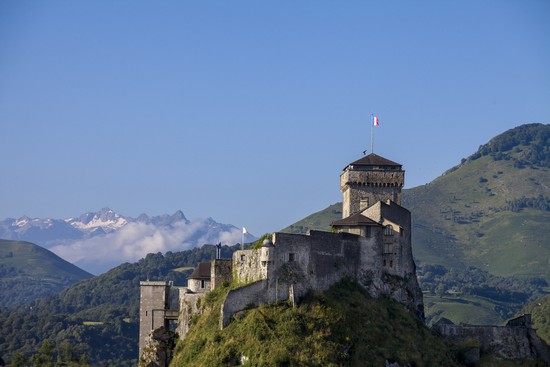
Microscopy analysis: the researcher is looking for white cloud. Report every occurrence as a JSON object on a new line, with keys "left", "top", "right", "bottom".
{"left": 50, "top": 219, "right": 243, "bottom": 274}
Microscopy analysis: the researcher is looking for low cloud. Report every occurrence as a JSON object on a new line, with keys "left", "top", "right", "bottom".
{"left": 50, "top": 219, "right": 243, "bottom": 275}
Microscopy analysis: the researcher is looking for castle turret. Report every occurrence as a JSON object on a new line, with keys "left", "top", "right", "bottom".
{"left": 260, "top": 237, "right": 275, "bottom": 278}
{"left": 340, "top": 153, "right": 404, "bottom": 218}
{"left": 139, "top": 281, "right": 171, "bottom": 359}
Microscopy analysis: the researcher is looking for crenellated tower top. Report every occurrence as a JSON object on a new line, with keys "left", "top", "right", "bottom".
{"left": 340, "top": 153, "right": 404, "bottom": 218}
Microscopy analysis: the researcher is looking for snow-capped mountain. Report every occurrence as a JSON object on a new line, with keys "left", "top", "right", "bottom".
{"left": 0, "top": 208, "right": 255, "bottom": 274}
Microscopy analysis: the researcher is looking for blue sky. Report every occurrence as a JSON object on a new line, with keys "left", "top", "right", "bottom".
{"left": 1, "top": 0, "right": 549, "bottom": 236}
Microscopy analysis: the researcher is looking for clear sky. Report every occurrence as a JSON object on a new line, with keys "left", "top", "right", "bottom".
{"left": 1, "top": 0, "right": 549, "bottom": 236}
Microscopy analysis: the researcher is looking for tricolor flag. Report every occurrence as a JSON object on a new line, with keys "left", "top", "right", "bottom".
{"left": 373, "top": 116, "right": 380, "bottom": 126}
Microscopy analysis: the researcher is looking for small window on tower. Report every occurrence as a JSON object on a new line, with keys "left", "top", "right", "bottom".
{"left": 360, "top": 197, "right": 369, "bottom": 211}
{"left": 288, "top": 253, "right": 295, "bottom": 262}
{"left": 240, "top": 254, "right": 245, "bottom": 261}
{"left": 200, "top": 279, "right": 205, "bottom": 289}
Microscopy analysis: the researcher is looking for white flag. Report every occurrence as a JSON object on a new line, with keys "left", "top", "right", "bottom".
{"left": 242, "top": 227, "right": 248, "bottom": 234}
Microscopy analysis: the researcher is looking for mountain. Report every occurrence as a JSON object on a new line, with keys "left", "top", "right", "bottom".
{"left": 0, "top": 239, "right": 92, "bottom": 307}
{"left": 281, "top": 123, "right": 550, "bottom": 325}
{"left": 403, "top": 123, "right": 550, "bottom": 280}
{"left": 0, "top": 208, "right": 189, "bottom": 246}
{"left": 0, "top": 208, "right": 256, "bottom": 274}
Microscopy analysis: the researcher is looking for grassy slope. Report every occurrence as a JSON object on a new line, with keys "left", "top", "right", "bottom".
{"left": 518, "top": 293, "right": 550, "bottom": 345}
{"left": 0, "top": 239, "right": 92, "bottom": 306}
{"left": 404, "top": 153, "right": 550, "bottom": 279}
{"left": 172, "top": 280, "right": 460, "bottom": 367}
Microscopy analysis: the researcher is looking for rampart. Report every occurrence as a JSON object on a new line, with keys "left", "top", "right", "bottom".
{"left": 432, "top": 322, "right": 550, "bottom": 364}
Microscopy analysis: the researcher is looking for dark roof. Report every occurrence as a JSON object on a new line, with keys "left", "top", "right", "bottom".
{"left": 331, "top": 213, "right": 380, "bottom": 227}
{"left": 346, "top": 153, "right": 401, "bottom": 169}
{"left": 188, "top": 262, "right": 211, "bottom": 280}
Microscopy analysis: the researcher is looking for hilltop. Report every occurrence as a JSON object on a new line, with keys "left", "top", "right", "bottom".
{"left": 403, "top": 123, "right": 550, "bottom": 279}
{"left": 0, "top": 239, "right": 92, "bottom": 307}
{"left": 172, "top": 279, "right": 460, "bottom": 367}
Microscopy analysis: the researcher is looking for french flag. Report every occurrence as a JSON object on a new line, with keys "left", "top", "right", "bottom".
{"left": 373, "top": 116, "right": 379, "bottom": 126}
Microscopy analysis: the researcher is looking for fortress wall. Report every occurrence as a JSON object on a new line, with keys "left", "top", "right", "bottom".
{"left": 211, "top": 259, "right": 232, "bottom": 289}
{"left": 221, "top": 280, "right": 269, "bottom": 328}
{"left": 178, "top": 291, "right": 205, "bottom": 340}
{"left": 233, "top": 249, "right": 262, "bottom": 284}
{"left": 433, "top": 324, "right": 550, "bottom": 363}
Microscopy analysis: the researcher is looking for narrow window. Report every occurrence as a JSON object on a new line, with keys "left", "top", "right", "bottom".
{"left": 288, "top": 253, "right": 295, "bottom": 262}
{"left": 384, "top": 225, "right": 394, "bottom": 236}
{"left": 240, "top": 254, "right": 245, "bottom": 261}
{"left": 383, "top": 260, "right": 386, "bottom": 267}
{"left": 365, "top": 226, "right": 371, "bottom": 237}
{"left": 390, "top": 260, "right": 393, "bottom": 268}
{"left": 200, "top": 279, "right": 205, "bottom": 289}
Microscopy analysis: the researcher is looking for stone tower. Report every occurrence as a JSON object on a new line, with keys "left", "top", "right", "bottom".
{"left": 340, "top": 153, "right": 404, "bottom": 218}
{"left": 139, "top": 281, "right": 172, "bottom": 359}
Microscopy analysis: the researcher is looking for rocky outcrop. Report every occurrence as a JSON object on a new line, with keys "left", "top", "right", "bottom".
{"left": 139, "top": 326, "right": 178, "bottom": 367}
{"left": 359, "top": 270, "right": 425, "bottom": 321}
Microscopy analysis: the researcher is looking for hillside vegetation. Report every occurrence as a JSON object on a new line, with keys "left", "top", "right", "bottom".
{"left": 0, "top": 244, "right": 239, "bottom": 366}
{"left": 404, "top": 123, "right": 550, "bottom": 280}
{"left": 172, "top": 279, "right": 460, "bottom": 367}
{"left": 0, "top": 239, "right": 92, "bottom": 307}
{"left": 518, "top": 294, "right": 550, "bottom": 346}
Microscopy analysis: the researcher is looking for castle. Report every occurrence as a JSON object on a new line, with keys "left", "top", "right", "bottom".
{"left": 139, "top": 152, "right": 425, "bottom": 359}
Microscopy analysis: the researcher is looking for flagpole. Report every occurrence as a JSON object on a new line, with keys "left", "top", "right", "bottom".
{"left": 371, "top": 114, "right": 374, "bottom": 153}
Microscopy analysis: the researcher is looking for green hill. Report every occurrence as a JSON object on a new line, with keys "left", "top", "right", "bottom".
{"left": 0, "top": 239, "right": 92, "bottom": 307}
{"left": 403, "top": 123, "right": 550, "bottom": 280}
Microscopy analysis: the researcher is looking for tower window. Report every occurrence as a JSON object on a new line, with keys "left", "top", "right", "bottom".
{"left": 288, "top": 253, "right": 295, "bottom": 262}
{"left": 240, "top": 254, "right": 246, "bottom": 261}
{"left": 384, "top": 225, "right": 394, "bottom": 236}
{"left": 200, "top": 279, "right": 205, "bottom": 289}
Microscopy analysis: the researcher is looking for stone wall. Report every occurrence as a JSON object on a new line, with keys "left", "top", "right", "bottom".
{"left": 233, "top": 249, "right": 262, "bottom": 284}
{"left": 178, "top": 291, "right": 205, "bottom": 340}
{"left": 221, "top": 280, "right": 270, "bottom": 328}
{"left": 211, "top": 259, "right": 232, "bottom": 289}
{"left": 219, "top": 230, "right": 424, "bottom": 327}
{"left": 432, "top": 323, "right": 550, "bottom": 365}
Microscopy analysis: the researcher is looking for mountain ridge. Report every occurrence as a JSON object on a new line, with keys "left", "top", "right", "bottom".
{"left": 0, "top": 208, "right": 256, "bottom": 274}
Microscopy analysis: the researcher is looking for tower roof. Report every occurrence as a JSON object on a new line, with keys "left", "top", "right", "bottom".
{"left": 346, "top": 153, "right": 401, "bottom": 169}
{"left": 331, "top": 213, "right": 381, "bottom": 227}
{"left": 188, "top": 262, "right": 211, "bottom": 280}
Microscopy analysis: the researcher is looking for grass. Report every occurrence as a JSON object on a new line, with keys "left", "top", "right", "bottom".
{"left": 171, "top": 280, "right": 460, "bottom": 367}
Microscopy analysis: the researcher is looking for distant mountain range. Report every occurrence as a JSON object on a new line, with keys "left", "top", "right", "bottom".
{"left": 0, "top": 208, "right": 256, "bottom": 274}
